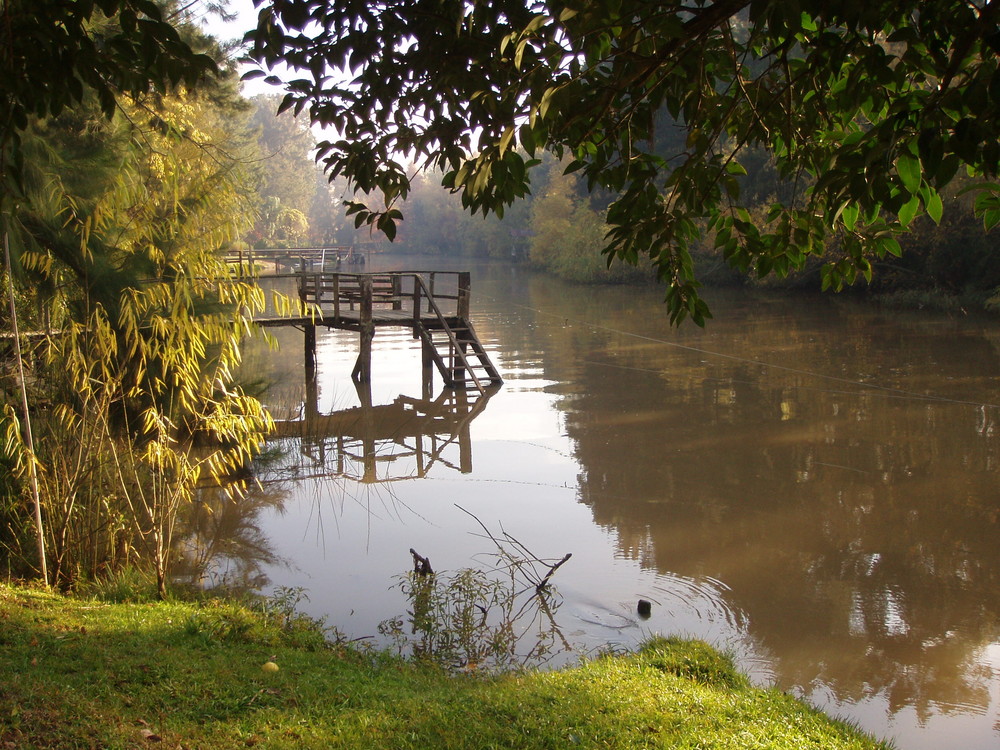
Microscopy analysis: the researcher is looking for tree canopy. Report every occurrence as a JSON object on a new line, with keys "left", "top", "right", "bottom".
{"left": 0, "top": 0, "right": 218, "bottom": 169}
{"left": 246, "top": 0, "right": 1000, "bottom": 322}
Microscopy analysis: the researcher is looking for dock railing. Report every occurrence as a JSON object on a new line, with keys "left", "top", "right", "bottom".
{"left": 297, "top": 271, "right": 471, "bottom": 322}
{"left": 288, "top": 270, "right": 499, "bottom": 394}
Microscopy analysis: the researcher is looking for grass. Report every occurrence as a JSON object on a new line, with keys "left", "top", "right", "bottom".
{"left": 0, "top": 581, "right": 893, "bottom": 749}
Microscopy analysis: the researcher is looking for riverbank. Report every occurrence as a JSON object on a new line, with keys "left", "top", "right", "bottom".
{"left": 1, "top": 582, "right": 891, "bottom": 749}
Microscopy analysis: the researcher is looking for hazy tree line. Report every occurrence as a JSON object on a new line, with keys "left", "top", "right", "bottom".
{"left": 393, "top": 146, "right": 1000, "bottom": 309}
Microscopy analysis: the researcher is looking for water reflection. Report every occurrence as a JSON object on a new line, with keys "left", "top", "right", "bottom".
{"left": 174, "top": 482, "right": 288, "bottom": 591}
{"left": 271, "top": 385, "right": 496, "bottom": 484}
{"left": 178, "top": 317, "right": 499, "bottom": 592}
{"left": 514, "top": 279, "right": 1000, "bottom": 746}
{"left": 186, "top": 260, "right": 1000, "bottom": 750}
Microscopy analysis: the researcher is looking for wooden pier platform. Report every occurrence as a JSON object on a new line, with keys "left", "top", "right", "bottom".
{"left": 255, "top": 270, "right": 502, "bottom": 395}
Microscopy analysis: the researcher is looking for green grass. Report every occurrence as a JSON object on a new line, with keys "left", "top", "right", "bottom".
{"left": 0, "top": 582, "right": 892, "bottom": 749}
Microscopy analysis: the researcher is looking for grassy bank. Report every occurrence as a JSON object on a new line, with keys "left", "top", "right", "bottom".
{"left": 1, "top": 582, "right": 891, "bottom": 749}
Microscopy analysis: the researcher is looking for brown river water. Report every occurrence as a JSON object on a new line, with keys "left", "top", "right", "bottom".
{"left": 183, "top": 255, "right": 1000, "bottom": 749}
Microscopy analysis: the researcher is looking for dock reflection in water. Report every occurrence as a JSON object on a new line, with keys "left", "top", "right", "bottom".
{"left": 270, "top": 383, "right": 496, "bottom": 485}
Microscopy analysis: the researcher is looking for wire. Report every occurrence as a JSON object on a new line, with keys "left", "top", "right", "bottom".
{"left": 493, "top": 297, "right": 1000, "bottom": 411}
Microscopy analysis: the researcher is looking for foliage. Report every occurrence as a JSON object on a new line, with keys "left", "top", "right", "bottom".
{"left": 529, "top": 160, "right": 650, "bottom": 283}
{"left": 1, "top": 75, "right": 273, "bottom": 594}
{"left": 391, "top": 170, "right": 531, "bottom": 258}
{"left": 248, "top": 0, "right": 1000, "bottom": 324}
{"left": 0, "top": 0, "right": 217, "bottom": 146}
{"left": 246, "top": 94, "right": 319, "bottom": 247}
{"left": 184, "top": 586, "right": 332, "bottom": 650}
{"left": 378, "top": 568, "right": 566, "bottom": 672}
{"left": 0, "top": 582, "right": 891, "bottom": 749}
{"left": 0, "top": 0, "right": 276, "bottom": 592}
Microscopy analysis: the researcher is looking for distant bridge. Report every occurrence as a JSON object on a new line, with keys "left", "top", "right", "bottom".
{"left": 227, "top": 245, "right": 372, "bottom": 274}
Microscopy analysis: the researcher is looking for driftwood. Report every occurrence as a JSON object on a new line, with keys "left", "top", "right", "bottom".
{"left": 410, "top": 548, "right": 433, "bottom": 576}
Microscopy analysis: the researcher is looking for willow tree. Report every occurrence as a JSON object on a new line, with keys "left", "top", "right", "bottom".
{"left": 0, "top": 0, "right": 220, "bottom": 585}
{"left": 247, "top": 0, "right": 1000, "bottom": 323}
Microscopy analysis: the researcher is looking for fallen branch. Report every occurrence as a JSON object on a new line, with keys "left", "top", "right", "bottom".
{"left": 455, "top": 504, "right": 571, "bottom": 595}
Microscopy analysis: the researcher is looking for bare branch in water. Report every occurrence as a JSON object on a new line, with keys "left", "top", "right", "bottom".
{"left": 455, "top": 504, "right": 571, "bottom": 594}
{"left": 536, "top": 553, "right": 573, "bottom": 594}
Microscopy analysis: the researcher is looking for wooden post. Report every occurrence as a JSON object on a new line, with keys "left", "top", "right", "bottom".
{"left": 421, "top": 338, "right": 434, "bottom": 400}
{"left": 456, "top": 390, "right": 473, "bottom": 473}
{"left": 304, "top": 323, "right": 316, "bottom": 380}
{"left": 411, "top": 276, "right": 421, "bottom": 322}
{"left": 391, "top": 273, "right": 402, "bottom": 311}
{"left": 352, "top": 275, "right": 374, "bottom": 384}
{"left": 457, "top": 272, "right": 471, "bottom": 319}
{"left": 358, "top": 379, "right": 375, "bottom": 481}
{"left": 305, "top": 347, "right": 319, "bottom": 420}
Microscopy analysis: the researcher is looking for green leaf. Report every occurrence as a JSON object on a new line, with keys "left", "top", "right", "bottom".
{"left": 924, "top": 188, "right": 944, "bottom": 224}
{"left": 984, "top": 208, "right": 1000, "bottom": 232}
{"left": 895, "top": 153, "right": 922, "bottom": 194}
{"left": 499, "top": 125, "right": 516, "bottom": 154}
{"left": 898, "top": 195, "right": 920, "bottom": 228}
{"left": 879, "top": 237, "right": 903, "bottom": 257}
{"left": 380, "top": 216, "right": 397, "bottom": 241}
{"left": 841, "top": 204, "right": 859, "bottom": 232}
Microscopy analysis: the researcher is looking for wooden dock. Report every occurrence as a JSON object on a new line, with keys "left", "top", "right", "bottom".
{"left": 256, "top": 270, "right": 502, "bottom": 396}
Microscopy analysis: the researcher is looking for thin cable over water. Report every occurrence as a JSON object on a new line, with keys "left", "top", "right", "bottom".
{"left": 493, "top": 297, "right": 1000, "bottom": 411}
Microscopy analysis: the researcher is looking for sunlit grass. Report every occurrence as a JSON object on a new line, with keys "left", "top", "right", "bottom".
{"left": 1, "top": 582, "right": 892, "bottom": 749}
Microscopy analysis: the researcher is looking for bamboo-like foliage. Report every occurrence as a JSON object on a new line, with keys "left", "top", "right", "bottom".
{"left": 2, "top": 88, "right": 274, "bottom": 596}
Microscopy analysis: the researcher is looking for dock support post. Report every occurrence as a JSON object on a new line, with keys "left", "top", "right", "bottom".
{"left": 305, "top": 353, "right": 319, "bottom": 420}
{"left": 457, "top": 272, "right": 471, "bottom": 318}
{"left": 455, "top": 390, "right": 473, "bottom": 473}
{"left": 351, "top": 276, "right": 374, "bottom": 385}
{"left": 352, "top": 326, "right": 373, "bottom": 384}
{"left": 453, "top": 272, "right": 472, "bottom": 387}
{"left": 304, "top": 324, "right": 316, "bottom": 379}
{"left": 421, "top": 336, "right": 434, "bottom": 399}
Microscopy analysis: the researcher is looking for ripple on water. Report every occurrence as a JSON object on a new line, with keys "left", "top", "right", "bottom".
{"left": 561, "top": 571, "right": 768, "bottom": 676}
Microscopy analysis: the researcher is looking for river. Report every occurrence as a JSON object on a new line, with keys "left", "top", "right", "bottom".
{"left": 185, "top": 255, "right": 1000, "bottom": 750}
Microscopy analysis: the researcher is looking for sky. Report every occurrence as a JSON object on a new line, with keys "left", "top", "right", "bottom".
{"left": 198, "top": 0, "right": 276, "bottom": 98}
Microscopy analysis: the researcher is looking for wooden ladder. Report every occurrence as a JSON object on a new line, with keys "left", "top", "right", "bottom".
{"left": 412, "top": 276, "right": 502, "bottom": 395}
